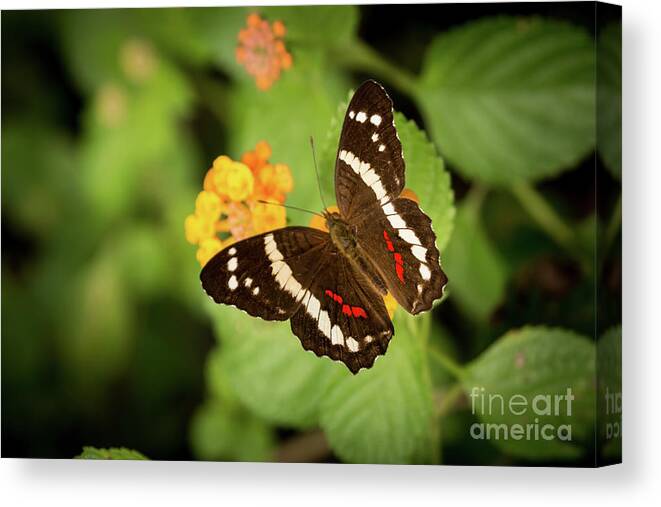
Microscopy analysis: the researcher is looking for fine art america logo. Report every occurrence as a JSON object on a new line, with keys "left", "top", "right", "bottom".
{"left": 469, "top": 386, "right": 575, "bottom": 442}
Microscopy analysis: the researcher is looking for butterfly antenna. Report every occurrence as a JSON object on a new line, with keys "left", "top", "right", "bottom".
{"left": 257, "top": 200, "right": 324, "bottom": 218}
{"left": 309, "top": 136, "right": 329, "bottom": 211}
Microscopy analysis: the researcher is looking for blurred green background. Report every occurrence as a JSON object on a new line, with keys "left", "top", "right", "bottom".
{"left": 2, "top": 3, "right": 621, "bottom": 465}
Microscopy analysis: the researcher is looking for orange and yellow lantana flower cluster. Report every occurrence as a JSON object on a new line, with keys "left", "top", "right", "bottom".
{"left": 185, "top": 141, "right": 293, "bottom": 266}
{"left": 236, "top": 13, "right": 292, "bottom": 91}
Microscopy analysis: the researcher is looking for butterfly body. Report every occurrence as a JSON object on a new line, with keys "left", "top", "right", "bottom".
{"left": 201, "top": 80, "right": 447, "bottom": 373}
{"left": 326, "top": 212, "right": 357, "bottom": 258}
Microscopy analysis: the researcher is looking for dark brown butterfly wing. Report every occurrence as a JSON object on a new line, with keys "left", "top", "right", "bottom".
{"left": 334, "top": 80, "right": 405, "bottom": 221}
{"left": 333, "top": 80, "right": 447, "bottom": 313}
{"left": 201, "top": 226, "right": 393, "bottom": 373}
{"left": 356, "top": 198, "right": 447, "bottom": 314}
{"left": 200, "top": 227, "right": 329, "bottom": 321}
{"left": 290, "top": 251, "right": 393, "bottom": 374}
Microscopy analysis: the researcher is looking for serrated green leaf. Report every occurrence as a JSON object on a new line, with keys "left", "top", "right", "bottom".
{"left": 76, "top": 446, "right": 148, "bottom": 460}
{"left": 395, "top": 113, "right": 455, "bottom": 251}
{"left": 320, "top": 312, "right": 437, "bottom": 464}
{"left": 443, "top": 195, "right": 509, "bottom": 321}
{"left": 419, "top": 17, "right": 596, "bottom": 184}
{"left": 597, "top": 22, "right": 621, "bottom": 179}
{"left": 208, "top": 304, "right": 342, "bottom": 428}
{"left": 464, "top": 326, "right": 596, "bottom": 460}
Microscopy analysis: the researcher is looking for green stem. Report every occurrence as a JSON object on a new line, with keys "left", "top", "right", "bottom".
{"left": 464, "top": 183, "right": 489, "bottom": 216}
{"left": 436, "top": 383, "right": 464, "bottom": 418}
{"left": 510, "top": 181, "right": 590, "bottom": 271}
{"left": 329, "top": 39, "right": 420, "bottom": 100}
{"left": 428, "top": 343, "right": 465, "bottom": 381}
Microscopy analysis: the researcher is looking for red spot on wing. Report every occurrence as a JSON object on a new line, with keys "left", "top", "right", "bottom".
{"left": 383, "top": 230, "right": 395, "bottom": 252}
{"left": 395, "top": 262, "right": 404, "bottom": 282}
{"left": 384, "top": 230, "right": 406, "bottom": 283}
{"left": 324, "top": 289, "right": 368, "bottom": 319}
{"left": 352, "top": 306, "right": 367, "bottom": 319}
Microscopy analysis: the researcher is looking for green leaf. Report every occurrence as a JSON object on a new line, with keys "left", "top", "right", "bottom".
{"left": 261, "top": 5, "right": 359, "bottom": 46}
{"left": 597, "top": 22, "right": 621, "bottom": 179}
{"left": 317, "top": 94, "right": 455, "bottom": 250}
{"left": 395, "top": 113, "right": 455, "bottom": 251}
{"left": 76, "top": 446, "right": 148, "bottom": 460}
{"left": 190, "top": 400, "right": 275, "bottom": 462}
{"left": 320, "top": 313, "right": 438, "bottom": 464}
{"left": 208, "top": 304, "right": 342, "bottom": 428}
{"left": 464, "top": 326, "right": 596, "bottom": 460}
{"left": 191, "top": 350, "right": 275, "bottom": 462}
{"left": 419, "top": 17, "right": 596, "bottom": 184}
{"left": 443, "top": 193, "right": 509, "bottom": 321}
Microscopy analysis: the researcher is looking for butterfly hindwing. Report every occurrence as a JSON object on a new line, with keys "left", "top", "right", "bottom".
{"left": 290, "top": 253, "right": 393, "bottom": 374}
{"left": 334, "top": 80, "right": 405, "bottom": 220}
{"left": 200, "top": 227, "right": 329, "bottom": 321}
{"left": 201, "top": 226, "right": 394, "bottom": 373}
{"left": 356, "top": 197, "right": 447, "bottom": 314}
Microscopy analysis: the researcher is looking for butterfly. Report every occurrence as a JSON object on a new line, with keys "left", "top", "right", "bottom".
{"left": 201, "top": 80, "right": 447, "bottom": 373}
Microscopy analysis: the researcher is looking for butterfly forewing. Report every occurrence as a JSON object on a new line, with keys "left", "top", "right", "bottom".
{"left": 334, "top": 80, "right": 405, "bottom": 220}
{"left": 334, "top": 80, "right": 447, "bottom": 313}
{"left": 200, "top": 227, "right": 329, "bottom": 321}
